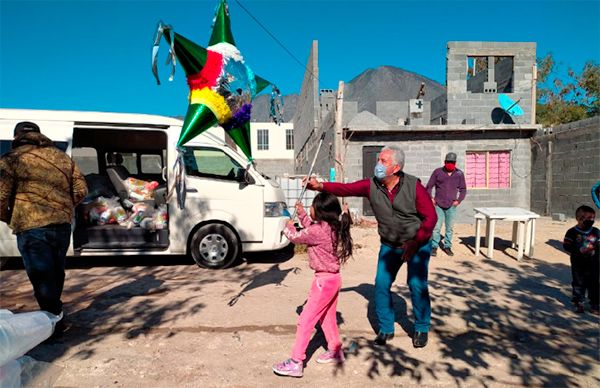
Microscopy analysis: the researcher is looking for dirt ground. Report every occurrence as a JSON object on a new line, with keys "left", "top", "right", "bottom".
{"left": 1, "top": 217, "right": 599, "bottom": 387}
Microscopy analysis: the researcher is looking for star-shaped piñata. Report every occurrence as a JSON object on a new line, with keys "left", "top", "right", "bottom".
{"left": 152, "top": 0, "right": 270, "bottom": 160}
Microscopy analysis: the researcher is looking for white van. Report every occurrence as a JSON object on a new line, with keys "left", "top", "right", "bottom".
{"left": 0, "top": 109, "right": 290, "bottom": 269}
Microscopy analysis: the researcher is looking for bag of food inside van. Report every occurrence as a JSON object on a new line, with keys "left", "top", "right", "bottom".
{"left": 88, "top": 197, "right": 126, "bottom": 225}
{"left": 153, "top": 205, "right": 168, "bottom": 229}
{"left": 126, "top": 178, "right": 159, "bottom": 201}
{"left": 129, "top": 203, "right": 154, "bottom": 227}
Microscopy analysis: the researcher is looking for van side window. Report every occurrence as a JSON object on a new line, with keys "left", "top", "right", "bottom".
{"left": 183, "top": 147, "right": 243, "bottom": 181}
{"left": 72, "top": 147, "right": 99, "bottom": 174}
{"left": 106, "top": 152, "right": 138, "bottom": 174}
{"left": 141, "top": 154, "right": 163, "bottom": 174}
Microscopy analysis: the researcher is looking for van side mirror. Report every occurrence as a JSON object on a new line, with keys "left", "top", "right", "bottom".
{"left": 236, "top": 168, "right": 254, "bottom": 185}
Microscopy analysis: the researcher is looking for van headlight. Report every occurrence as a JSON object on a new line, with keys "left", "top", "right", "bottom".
{"left": 264, "top": 202, "right": 288, "bottom": 217}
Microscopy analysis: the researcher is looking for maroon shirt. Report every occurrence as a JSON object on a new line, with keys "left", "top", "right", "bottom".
{"left": 425, "top": 167, "right": 467, "bottom": 209}
{"left": 322, "top": 178, "right": 436, "bottom": 244}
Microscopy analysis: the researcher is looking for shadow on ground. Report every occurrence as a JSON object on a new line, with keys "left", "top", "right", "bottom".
{"left": 426, "top": 258, "right": 599, "bottom": 386}
{"left": 336, "top": 251, "right": 598, "bottom": 386}
{"left": 459, "top": 236, "right": 529, "bottom": 261}
{"left": 0, "top": 255, "right": 194, "bottom": 270}
{"left": 341, "top": 283, "right": 411, "bottom": 336}
{"left": 546, "top": 238, "right": 565, "bottom": 252}
{"left": 11, "top": 245, "right": 298, "bottom": 365}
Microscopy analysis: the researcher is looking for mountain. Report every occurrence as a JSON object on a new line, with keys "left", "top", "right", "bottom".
{"left": 250, "top": 66, "right": 446, "bottom": 121}
{"left": 344, "top": 66, "right": 446, "bottom": 114}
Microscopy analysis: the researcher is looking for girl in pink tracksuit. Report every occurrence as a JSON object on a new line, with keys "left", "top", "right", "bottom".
{"left": 273, "top": 192, "right": 353, "bottom": 378}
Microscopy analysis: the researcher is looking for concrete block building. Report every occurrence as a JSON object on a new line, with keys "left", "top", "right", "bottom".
{"left": 446, "top": 42, "right": 537, "bottom": 125}
{"left": 293, "top": 40, "right": 541, "bottom": 223}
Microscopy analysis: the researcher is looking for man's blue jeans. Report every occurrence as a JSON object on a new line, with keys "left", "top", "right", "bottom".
{"left": 432, "top": 205, "right": 457, "bottom": 249}
{"left": 374, "top": 242, "right": 432, "bottom": 334}
{"left": 16, "top": 224, "right": 71, "bottom": 315}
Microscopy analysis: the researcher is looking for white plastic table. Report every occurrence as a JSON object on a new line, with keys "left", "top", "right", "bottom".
{"left": 473, "top": 207, "right": 540, "bottom": 261}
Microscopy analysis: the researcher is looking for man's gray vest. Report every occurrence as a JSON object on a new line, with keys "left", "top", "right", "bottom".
{"left": 369, "top": 173, "right": 421, "bottom": 247}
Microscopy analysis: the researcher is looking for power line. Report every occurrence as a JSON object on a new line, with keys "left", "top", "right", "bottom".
{"left": 232, "top": 0, "right": 320, "bottom": 85}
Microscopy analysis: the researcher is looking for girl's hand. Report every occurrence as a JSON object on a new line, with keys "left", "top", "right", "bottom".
{"left": 287, "top": 220, "right": 295, "bottom": 227}
{"left": 295, "top": 201, "right": 304, "bottom": 212}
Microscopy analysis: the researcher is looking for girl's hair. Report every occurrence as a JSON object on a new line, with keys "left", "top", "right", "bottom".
{"left": 311, "top": 192, "right": 353, "bottom": 264}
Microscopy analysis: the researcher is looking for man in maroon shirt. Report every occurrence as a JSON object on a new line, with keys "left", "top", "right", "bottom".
{"left": 425, "top": 152, "right": 467, "bottom": 257}
{"left": 304, "top": 145, "right": 437, "bottom": 348}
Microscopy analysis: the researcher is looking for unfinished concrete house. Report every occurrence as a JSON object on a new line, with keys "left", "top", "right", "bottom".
{"left": 293, "top": 41, "right": 541, "bottom": 222}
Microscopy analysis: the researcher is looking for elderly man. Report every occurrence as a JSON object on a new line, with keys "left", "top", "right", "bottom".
{"left": 0, "top": 122, "right": 87, "bottom": 335}
{"left": 304, "top": 145, "right": 436, "bottom": 348}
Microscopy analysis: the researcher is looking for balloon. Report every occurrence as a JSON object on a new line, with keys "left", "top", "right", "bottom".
{"left": 152, "top": 0, "right": 272, "bottom": 160}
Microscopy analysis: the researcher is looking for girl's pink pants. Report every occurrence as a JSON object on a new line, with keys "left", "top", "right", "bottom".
{"left": 291, "top": 272, "right": 342, "bottom": 361}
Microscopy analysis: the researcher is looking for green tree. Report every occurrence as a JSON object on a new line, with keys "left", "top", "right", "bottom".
{"left": 536, "top": 54, "right": 599, "bottom": 126}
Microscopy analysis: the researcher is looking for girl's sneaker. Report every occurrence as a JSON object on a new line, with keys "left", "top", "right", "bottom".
{"left": 272, "top": 358, "right": 303, "bottom": 377}
{"left": 574, "top": 302, "right": 585, "bottom": 313}
{"left": 316, "top": 349, "right": 345, "bottom": 364}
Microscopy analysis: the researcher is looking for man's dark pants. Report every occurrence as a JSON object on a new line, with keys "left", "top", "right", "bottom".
{"left": 16, "top": 223, "right": 71, "bottom": 315}
{"left": 374, "top": 241, "right": 432, "bottom": 335}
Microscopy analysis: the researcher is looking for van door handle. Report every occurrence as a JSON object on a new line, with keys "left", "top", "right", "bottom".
{"left": 186, "top": 188, "right": 198, "bottom": 193}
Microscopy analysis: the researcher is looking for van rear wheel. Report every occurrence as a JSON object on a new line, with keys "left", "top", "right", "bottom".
{"left": 190, "top": 224, "right": 239, "bottom": 269}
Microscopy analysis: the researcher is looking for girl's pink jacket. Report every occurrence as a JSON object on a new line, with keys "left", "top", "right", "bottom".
{"left": 283, "top": 207, "right": 340, "bottom": 273}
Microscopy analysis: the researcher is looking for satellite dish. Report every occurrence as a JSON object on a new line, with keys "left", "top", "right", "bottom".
{"left": 498, "top": 94, "right": 524, "bottom": 117}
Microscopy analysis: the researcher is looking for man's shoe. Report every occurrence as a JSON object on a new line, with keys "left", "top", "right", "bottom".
{"left": 431, "top": 247, "right": 437, "bottom": 257}
{"left": 442, "top": 246, "right": 455, "bottom": 256}
{"left": 412, "top": 331, "right": 428, "bottom": 348}
{"left": 45, "top": 311, "right": 66, "bottom": 341}
{"left": 589, "top": 305, "right": 599, "bottom": 315}
{"left": 374, "top": 332, "right": 394, "bottom": 346}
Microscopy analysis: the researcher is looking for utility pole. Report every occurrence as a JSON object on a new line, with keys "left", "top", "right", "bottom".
{"left": 334, "top": 81, "right": 345, "bottom": 182}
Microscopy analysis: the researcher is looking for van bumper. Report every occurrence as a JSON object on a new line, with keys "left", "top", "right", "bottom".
{"left": 242, "top": 216, "right": 290, "bottom": 252}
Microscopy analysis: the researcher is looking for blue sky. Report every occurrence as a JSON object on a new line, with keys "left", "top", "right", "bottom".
{"left": 1, "top": 0, "right": 598, "bottom": 117}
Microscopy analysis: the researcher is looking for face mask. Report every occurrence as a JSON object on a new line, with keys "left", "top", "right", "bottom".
{"left": 374, "top": 162, "right": 387, "bottom": 180}
{"left": 445, "top": 162, "right": 456, "bottom": 172}
{"left": 582, "top": 220, "right": 595, "bottom": 230}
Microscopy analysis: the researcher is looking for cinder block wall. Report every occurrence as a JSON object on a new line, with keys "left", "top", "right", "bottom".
{"left": 254, "top": 159, "right": 295, "bottom": 179}
{"left": 376, "top": 101, "right": 431, "bottom": 125}
{"left": 343, "top": 130, "right": 531, "bottom": 224}
{"left": 446, "top": 42, "right": 536, "bottom": 125}
{"left": 293, "top": 41, "right": 320, "bottom": 174}
{"left": 531, "top": 116, "right": 600, "bottom": 216}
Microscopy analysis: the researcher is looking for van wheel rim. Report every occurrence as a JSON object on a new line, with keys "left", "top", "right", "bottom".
{"left": 199, "top": 234, "right": 228, "bottom": 263}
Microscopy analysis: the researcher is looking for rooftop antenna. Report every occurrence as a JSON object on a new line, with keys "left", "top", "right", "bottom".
{"left": 416, "top": 82, "right": 425, "bottom": 99}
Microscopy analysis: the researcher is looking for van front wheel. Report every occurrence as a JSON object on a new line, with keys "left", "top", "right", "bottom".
{"left": 190, "top": 224, "right": 239, "bottom": 269}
